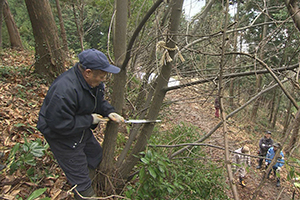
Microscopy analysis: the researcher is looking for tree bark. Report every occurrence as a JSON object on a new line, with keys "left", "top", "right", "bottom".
{"left": 229, "top": 0, "right": 240, "bottom": 107}
{"left": 250, "top": 4, "right": 268, "bottom": 122}
{"left": 0, "top": 0, "right": 3, "bottom": 49}
{"left": 269, "top": 89, "right": 276, "bottom": 124}
{"left": 25, "top": 0, "right": 66, "bottom": 82}
{"left": 285, "top": 0, "right": 300, "bottom": 32}
{"left": 219, "top": 0, "right": 239, "bottom": 199}
{"left": 285, "top": 108, "right": 300, "bottom": 157}
{"left": 99, "top": 0, "right": 127, "bottom": 193}
{"left": 271, "top": 92, "right": 281, "bottom": 128}
{"left": 55, "top": 0, "right": 69, "bottom": 53}
{"left": 3, "top": 0, "right": 23, "bottom": 50}
{"left": 119, "top": 0, "right": 184, "bottom": 179}
{"left": 282, "top": 99, "right": 292, "bottom": 137}
{"left": 72, "top": 1, "right": 84, "bottom": 51}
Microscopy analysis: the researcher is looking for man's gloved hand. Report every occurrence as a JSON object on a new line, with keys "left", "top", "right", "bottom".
{"left": 91, "top": 113, "right": 103, "bottom": 124}
{"left": 262, "top": 144, "right": 266, "bottom": 147}
{"left": 108, "top": 112, "right": 124, "bottom": 123}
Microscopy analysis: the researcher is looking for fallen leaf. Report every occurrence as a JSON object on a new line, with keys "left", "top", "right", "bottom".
{"left": 2, "top": 185, "right": 11, "bottom": 194}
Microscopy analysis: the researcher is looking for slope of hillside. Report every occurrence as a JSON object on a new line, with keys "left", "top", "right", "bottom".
{"left": 163, "top": 86, "right": 297, "bottom": 200}
{"left": 0, "top": 50, "right": 298, "bottom": 199}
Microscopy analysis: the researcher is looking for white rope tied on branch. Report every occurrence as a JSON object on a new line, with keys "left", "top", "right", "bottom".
{"left": 156, "top": 41, "right": 185, "bottom": 66}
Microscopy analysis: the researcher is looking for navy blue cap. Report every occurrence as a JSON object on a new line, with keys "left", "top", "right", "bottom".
{"left": 78, "top": 49, "right": 120, "bottom": 74}
{"left": 266, "top": 131, "right": 271, "bottom": 135}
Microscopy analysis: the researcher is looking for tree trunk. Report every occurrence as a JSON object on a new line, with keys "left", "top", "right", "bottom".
{"left": 271, "top": 92, "right": 281, "bottom": 129}
{"left": 25, "top": 0, "right": 66, "bottom": 82}
{"left": 229, "top": 0, "right": 240, "bottom": 107}
{"left": 268, "top": 89, "right": 276, "bottom": 124}
{"left": 3, "top": 0, "right": 23, "bottom": 50}
{"left": 98, "top": 0, "right": 127, "bottom": 193}
{"left": 55, "top": 0, "right": 68, "bottom": 53}
{"left": 285, "top": 116, "right": 300, "bottom": 157}
{"left": 282, "top": 100, "right": 292, "bottom": 137}
{"left": 72, "top": 1, "right": 84, "bottom": 51}
{"left": 0, "top": 0, "right": 3, "bottom": 49}
{"left": 119, "top": 0, "right": 184, "bottom": 179}
{"left": 250, "top": 6, "right": 268, "bottom": 122}
{"left": 285, "top": 0, "right": 300, "bottom": 32}
{"left": 219, "top": 0, "right": 239, "bottom": 199}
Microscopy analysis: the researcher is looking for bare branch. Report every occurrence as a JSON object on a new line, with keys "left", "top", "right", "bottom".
{"left": 170, "top": 79, "right": 288, "bottom": 159}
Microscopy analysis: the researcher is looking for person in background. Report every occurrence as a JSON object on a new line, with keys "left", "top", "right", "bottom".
{"left": 232, "top": 146, "right": 251, "bottom": 187}
{"left": 214, "top": 97, "right": 220, "bottom": 118}
{"left": 256, "top": 130, "right": 273, "bottom": 169}
{"left": 37, "top": 49, "right": 124, "bottom": 199}
{"left": 266, "top": 142, "right": 284, "bottom": 187}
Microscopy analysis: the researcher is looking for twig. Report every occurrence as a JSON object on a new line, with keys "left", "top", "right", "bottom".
{"left": 275, "top": 187, "right": 285, "bottom": 200}
{"left": 67, "top": 184, "right": 130, "bottom": 200}
{"left": 170, "top": 79, "right": 288, "bottom": 159}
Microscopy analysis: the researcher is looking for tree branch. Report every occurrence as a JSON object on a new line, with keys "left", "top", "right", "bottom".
{"left": 169, "top": 79, "right": 288, "bottom": 159}
{"left": 121, "top": 0, "right": 164, "bottom": 70}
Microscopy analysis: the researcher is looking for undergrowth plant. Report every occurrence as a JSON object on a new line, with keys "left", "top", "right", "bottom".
{"left": 125, "top": 149, "right": 182, "bottom": 199}
{"left": 125, "top": 122, "right": 229, "bottom": 199}
{"left": 6, "top": 137, "right": 52, "bottom": 199}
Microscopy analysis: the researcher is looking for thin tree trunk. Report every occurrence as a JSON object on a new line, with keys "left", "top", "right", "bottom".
{"left": 229, "top": 0, "right": 240, "bottom": 107}
{"left": 3, "top": 0, "right": 23, "bottom": 50}
{"left": 0, "top": 0, "right": 3, "bottom": 49}
{"left": 269, "top": 89, "right": 276, "bottom": 124}
{"left": 55, "top": 0, "right": 68, "bottom": 53}
{"left": 271, "top": 92, "right": 281, "bottom": 128}
{"left": 282, "top": 100, "right": 292, "bottom": 137}
{"left": 72, "top": 2, "right": 84, "bottom": 51}
{"left": 251, "top": 4, "right": 268, "bottom": 122}
{"left": 219, "top": 0, "right": 239, "bottom": 199}
{"left": 285, "top": 111, "right": 300, "bottom": 157}
{"left": 99, "top": 0, "right": 127, "bottom": 193}
{"left": 119, "top": 0, "right": 184, "bottom": 179}
{"left": 285, "top": 0, "right": 300, "bottom": 32}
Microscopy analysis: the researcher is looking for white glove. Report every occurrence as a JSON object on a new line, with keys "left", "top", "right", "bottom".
{"left": 265, "top": 161, "right": 268, "bottom": 166}
{"left": 277, "top": 167, "right": 281, "bottom": 171}
{"left": 91, "top": 113, "right": 103, "bottom": 124}
{"left": 262, "top": 144, "right": 266, "bottom": 147}
{"left": 108, "top": 112, "right": 124, "bottom": 123}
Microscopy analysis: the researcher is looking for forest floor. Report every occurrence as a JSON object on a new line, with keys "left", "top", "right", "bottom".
{"left": 163, "top": 87, "right": 297, "bottom": 200}
{"left": 0, "top": 50, "right": 299, "bottom": 199}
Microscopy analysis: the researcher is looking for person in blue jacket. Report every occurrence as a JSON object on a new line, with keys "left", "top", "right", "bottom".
{"left": 37, "top": 49, "right": 124, "bottom": 199}
{"left": 265, "top": 142, "right": 284, "bottom": 187}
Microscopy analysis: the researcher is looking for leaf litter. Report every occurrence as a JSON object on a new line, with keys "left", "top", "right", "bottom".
{"left": 0, "top": 50, "right": 298, "bottom": 199}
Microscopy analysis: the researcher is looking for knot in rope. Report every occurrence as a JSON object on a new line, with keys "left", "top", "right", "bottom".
{"left": 156, "top": 41, "right": 185, "bottom": 66}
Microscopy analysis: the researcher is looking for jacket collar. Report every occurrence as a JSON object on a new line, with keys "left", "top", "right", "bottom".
{"left": 74, "top": 62, "right": 92, "bottom": 91}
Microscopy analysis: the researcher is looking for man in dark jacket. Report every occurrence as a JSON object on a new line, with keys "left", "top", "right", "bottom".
{"left": 256, "top": 130, "right": 273, "bottom": 169}
{"left": 37, "top": 49, "right": 124, "bottom": 199}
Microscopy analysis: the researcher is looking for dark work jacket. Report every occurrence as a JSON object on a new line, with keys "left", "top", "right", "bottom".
{"left": 37, "top": 63, "right": 115, "bottom": 139}
{"left": 259, "top": 136, "right": 273, "bottom": 155}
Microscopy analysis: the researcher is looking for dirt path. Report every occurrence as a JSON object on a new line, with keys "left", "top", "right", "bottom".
{"left": 163, "top": 87, "right": 296, "bottom": 200}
